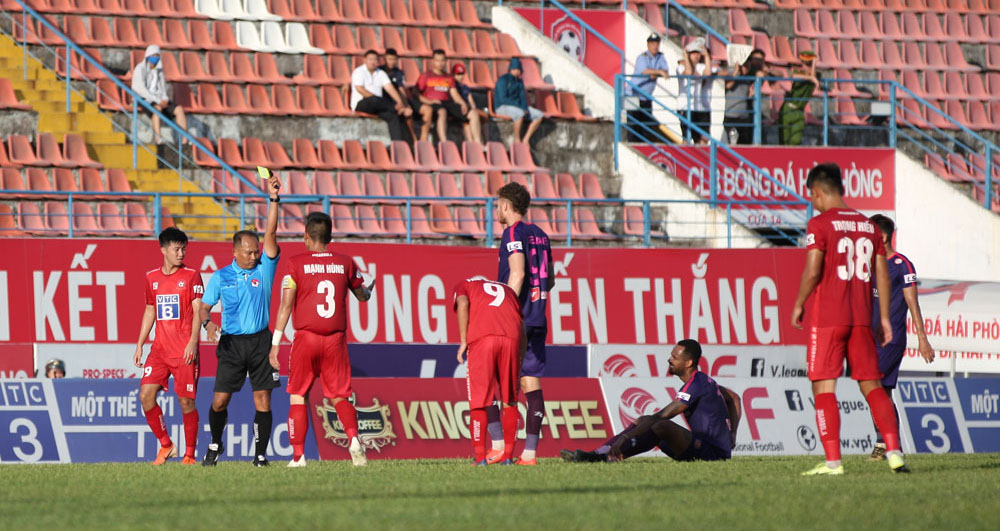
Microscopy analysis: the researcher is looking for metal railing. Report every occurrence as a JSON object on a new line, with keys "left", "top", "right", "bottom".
{"left": 0, "top": 188, "right": 786, "bottom": 247}
{"left": 4, "top": 0, "right": 261, "bottom": 195}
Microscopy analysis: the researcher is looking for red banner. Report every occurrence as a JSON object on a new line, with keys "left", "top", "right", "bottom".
{"left": 513, "top": 8, "right": 624, "bottom": 86}
{"left": 637, "top": 145, "right": 896, "bottom": 214}
{"left": 307, "top": 378, "right": 612, "bottom": 460}
{"left": 0, "top": 344, "right": 34, "bottom": 378}
{"left": 0, "top": 239, "right": 809, "bottom": 346}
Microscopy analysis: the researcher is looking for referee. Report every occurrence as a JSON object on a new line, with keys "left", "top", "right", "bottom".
{"left": 199, "top": 168, "right": 282, "bottom": 467}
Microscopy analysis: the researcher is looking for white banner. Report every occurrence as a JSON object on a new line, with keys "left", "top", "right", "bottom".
{"left": 589, "top": 344, "right": 807, "bottom": 379}
{"left": 909, "top": 280, "right": 1000, "bottom": 367}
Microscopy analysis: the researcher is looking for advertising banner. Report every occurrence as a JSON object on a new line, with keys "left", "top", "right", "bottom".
{"left": 635, "top": 145, "right": 896, "bottom": 225}
{"left": 513, "top": 8, "right": 625, "bottom": 86}
{"left": 0, "top": 239, "right": 811, "bottom": 347}
{"left": 307, "top": 378, "right": 612, "bottom": 460}
{"left": 0, "top": 344, "right": 34, "bottom": 379}
{"left": 588, "top": 344, "right": 807, "bottom": 380}
{"left": 0, "top": 377, "right": 317, "bottom": 464}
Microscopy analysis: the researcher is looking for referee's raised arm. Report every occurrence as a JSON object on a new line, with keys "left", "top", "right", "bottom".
{"left": 263, "top": 169, "right": 280, "bottom": 260}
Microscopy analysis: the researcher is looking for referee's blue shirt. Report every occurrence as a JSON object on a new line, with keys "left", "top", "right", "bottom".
{"left": 202, "top": 252, "right": 279, "bottom": 335}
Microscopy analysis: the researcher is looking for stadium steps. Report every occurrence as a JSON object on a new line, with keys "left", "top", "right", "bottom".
{"left": 1, "top": 32, "right": 237, "bottom": 238}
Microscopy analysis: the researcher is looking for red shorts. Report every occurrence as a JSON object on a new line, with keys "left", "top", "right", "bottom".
{"left": 466, "top": 335, "right": 520, "bottom": 409}
{"left": 286, "top": 330, "right": 351, "bottom": 398}
{"left": 140, "top": 351, "right": 199, "bottom": 399}
{"left": 808, "top": 325, "right": 883, "bottom": 382}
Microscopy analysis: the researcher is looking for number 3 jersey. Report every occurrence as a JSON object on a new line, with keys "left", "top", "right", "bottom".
{"left": 281, "top": 251, "right": 363, "bottom": 335}
{"left": 144, "top": 266, "right": 204, "bottom": 358}
{"left": 806, "top": 208, "right": 886, "bottom": 328}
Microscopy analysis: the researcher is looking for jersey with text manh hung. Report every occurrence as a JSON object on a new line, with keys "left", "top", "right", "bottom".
{"left": 497, "top": 221, "right": 552, "bottom": 327}
{"left": 144, "top": 266, "right": 204, "bottom": 358}
{"left": 281, "top": 251, "right": 364, "bottom": 335}
{"left": 453, "top": 279, "right": 523, "bottom": 344}
{"left": 806, "top": 208, "right": 886, "bottom": 327}
{"left": 676, "top": 371, "right": 732, "bottom": 455}
{"left": 871, "top": 252, "right": 917, "bottom": 348}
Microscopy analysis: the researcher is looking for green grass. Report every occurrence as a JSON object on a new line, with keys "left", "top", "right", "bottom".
{"left": 4, "top": 454, "right": 1000, "bottom": 530}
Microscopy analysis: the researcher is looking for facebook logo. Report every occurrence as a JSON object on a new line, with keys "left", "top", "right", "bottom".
{"left": 750, "top": 358, "right": 766, "bottom": 377}
{"left": 785, "top": 390, "right": 804, "bottom": 411}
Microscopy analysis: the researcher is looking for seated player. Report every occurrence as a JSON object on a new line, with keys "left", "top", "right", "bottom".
{"left": 453, "top": 276, "right": 524, "bottom": 466}
{"left": 271, "top": 212, "right": 375, "bottom": 467}
{"left": 561, "top": 339, "right": 741, "bottom": 463}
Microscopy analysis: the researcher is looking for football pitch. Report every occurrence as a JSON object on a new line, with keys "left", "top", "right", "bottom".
{"left": 4, "top": 454, "right": 999, "bottom": 530}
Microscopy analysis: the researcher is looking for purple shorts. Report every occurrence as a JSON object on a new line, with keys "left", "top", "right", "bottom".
{"left": 660, "top": 433, "right": 730, "bottom": 462}
{"left": 877, "top": 341, "right": 906, "bottom": 389}
{"left": 520, "top": 325, "right": 547, "bottom": 378}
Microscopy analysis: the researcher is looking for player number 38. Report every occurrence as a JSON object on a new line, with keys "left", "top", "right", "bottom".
{"left": 836, "top": 236, "right": 874, "bottom": 282}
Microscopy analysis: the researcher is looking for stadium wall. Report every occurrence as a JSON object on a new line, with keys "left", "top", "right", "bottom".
{"left": 894, "top": 152, "right": 1000, "bottom": 282}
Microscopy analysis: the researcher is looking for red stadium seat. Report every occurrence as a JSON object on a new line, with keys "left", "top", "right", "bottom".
{"left": 39, "top": 133, "right": 74, "bottom": 168}
{"left": 265, "top": 141, "right": 293, "bottom": 169}
{"left": 356, "top": 204, "right": 388, "bottom": 236}
{"left": 317, "top": 140, "right": 348, "bottom": 169}
{"left": 532, "top": 173, "right": 557, "bottom": 203}
{"left": 19, "top": 202, "right": 46, "bottom": 235}
{"left": 366, "top": 140, "right": 393, "bottom": 171}
{"left": 242, "top": 137, "right": 272, "bottom": 168}
{"left": 362, "top": 172, "right": 389, "bottom": 201}
{"left": 336, "top": 172, "right": 364, "bottom": 202}
{"left": 314, "top": 171, "right": 338, "bottom": 196}
{"left": 387, "top": 172, "right": 410, "bottom": 201}
{"left": 429, "top": 203, "right": 460, "bottom": 234}
{"left": 26, "top": 168, "right": 58, "bottom": 198}
{"left": 45, "top": 201, "right": 70, "bottom": 235}
{"left": 580, "top": 173, "right": 605, "bottom": 202}
{"left": 97, "top": 203, "right": 129, "bottom": 236}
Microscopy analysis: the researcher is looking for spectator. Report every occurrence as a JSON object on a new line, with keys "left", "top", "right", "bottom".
{"left": 626, "top": 33, "right": 670, "bottom": 143}
{"left": 380, "top": 48, "right": 418, "bottom": 142}
{"left": 451, "top": 63, "right": 484, "bottom": 145}
{"left": 416, "top": 49, "right": 469, "bottom": 142}
{"left": 724, "top": 48, "right": 769, "bottom": 145}
{"left": 494, "top": 58, "right": 545, "bottom": 145}
{"left": 45, "top": 359, "right": 66, "bottom": 378}
{"left": 351, "top": 49, "right": 413, "bottom": 142}
{"left": 778, "top": 49, "right": 819, "bottom": 146}
{"left": 677, "top": 38, "right": 715, "bottom": 145}
{"left": 131, "top": 45, "right": 188, "bottom": 145}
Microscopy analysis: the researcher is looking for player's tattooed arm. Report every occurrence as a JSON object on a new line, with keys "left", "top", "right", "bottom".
{"left": 133, "top": 304, "right": 156, "bottom": 367}
{"left": 720, "top": 386, "right": 742, "bottom": 447}
{"left": 902, "top": 285, "right": 935, "bottom": 363}
{"left": 791, "top": 249, "right": 824, "bottom": 330}
{"left": 455, "top": 295, "right": 470, "bottom": 364}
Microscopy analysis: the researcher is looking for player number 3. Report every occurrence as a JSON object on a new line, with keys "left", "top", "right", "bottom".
{"left": 836, "top": 236, "right": 874, "bottom": 282}
{"left": 483, "top": 282, "right": 505, "bottom": 306}
{"left": 317, "top": 280, "right": 336, "bottom": 318}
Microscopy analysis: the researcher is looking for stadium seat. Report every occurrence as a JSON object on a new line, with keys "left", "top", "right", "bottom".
{"left": 575, "top": 208, "right": 612, "bottom": 240}
{"left": 96, "top": 203, "right": 129, "bottom": 236}
{"left": 453, "top": 206, "right": 485, "bottom": 238}
{"left": 337, "top": 172, "right": 364, "bottom": 201}
{"left": 330, "top": 204, "right": 360, "bottom": 235}
{"left": 412, "top": 172, "right": 437, "bottom": 202}
{"left": 24, "top": 168, "right": 58, "bottom": 198}
{"left": 361, "top": 172, "right": 389, "bottom": 202}
{"left": 457, "top": 0, "right": 488, "bottom": 28}
{"left": 0, "top": 204, "right": 22, "bottom": 236}
{"left": 264, "top": 141, "right": 293, "bottom": 168}
{"left": 437, "top": 172, "right": 471, "bottom": 203}
{"left": 247, "top": 84, "right": 278, "bottom": 114}
{"left": 532, "top": 173, "right": 557, "bottom": 204}
{"left": 292, "top": 138, "right": 323, "bottom": 169}
{"left": 216, "top": 137, "right": 247, "bottom": 167}
{"left": 272, "top": 85, "right": 303, "bottom": 115}
{"left": 429, "top": 203, "right": 460, "bottom": 234}
{"left": 356, "top": 204, "right": 389, "bottom": 237}
{"left": 314, "top": 170, "right": 337, "bottom": 196}
{"left": 317, "top": 140, "right": 348, "bottom": 169}
{"left": 485, "top": 141, "right": 516, "bottom": 172}
{"left": 556, "top": 173, "right": 581, "bottom": 202}
{"left": 461, "top": 173, "right": 485, "bottom": 199}
{"left": 508, "top": 172, "right": 530, "bottom": 189}
{"left": 390, "top": 141, "right": 424, "bottom": 172}
{"left": 7, "top": 135, "right": 42, "bottom": 166}
{"left": 0, "top": 168, "right": 28, "bottom": 198}
{"left": 482, "top": 171, "right": 504, "bottom": 196}
{"left": 44, "top": 202, "right": 70, "bottom": 235}
{"left": 72, "top": 203, "right": 101, "bottom": 236}
{"left": 54, "top": 168, "right": 79, "bottom": 194}
{"left": 339, "top": 140, "right": 369, "bottom": 170}
{"left": 385, "top": 172, "right": 410, "bottom": 201}
{"left": 414, "top": 141, "right": 444, "bottom": 173}
{"left": 378, "top": 204, "right": 407, "bottom": 237}
{"left": 557, "top": 92, "right": 595, "bottom": 122}
{"left": 18, "top": 202, "right": 46, "bottom": 234}
{"left": 925, "top": 153, "right": 952, "bottom": 180}
{"left": 623, "top": 205, "right": 646, "bottom": 236}
{"left": 222, "top": 84, "right": 251, "bottom": 114}
{"left": 38, "top": 133, "right": 73, "bottom": 168}
{"left": 511, "top": 142, "right": 547, "bottom": 173}
{"left": 0, "top": 79, "right": 31, "bottom": 110}
{"left": 794, "top": 9, "right": 819, "bottom": 38}
{"left": 437, "top": 141, "right": 470, "bottom": 172}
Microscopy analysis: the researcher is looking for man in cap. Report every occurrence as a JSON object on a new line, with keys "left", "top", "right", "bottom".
{"left": 131, "top": 44, "right": 188, "bottom": 145}
{"left": 626, "top": 33, "right": 670, "bottom": 143}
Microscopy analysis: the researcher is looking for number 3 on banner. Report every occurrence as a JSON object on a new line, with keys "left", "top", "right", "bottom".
{"left": 483, "top": 283, "right": 505, "bottom": 307}
{"left": 836, "top": 236, "right": 874, "bottom": 281}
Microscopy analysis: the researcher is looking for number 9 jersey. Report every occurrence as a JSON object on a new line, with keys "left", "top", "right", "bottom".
{"left": 281, "top": 252, "right": 364, "bottom": 335}
{"left": 806, "top": 207, "right": 886, "bottom": 327}
{"left": 453, "top": 278, "right": 523, "bottom": 343}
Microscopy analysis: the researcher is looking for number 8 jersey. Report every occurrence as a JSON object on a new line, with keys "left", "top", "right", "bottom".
{"left": 281, "top": 251, "right": 364, "bottom": 335}
{"left": 806, "top": 207, "right": 886, "bottom": 327}
{"left": 144, "top": 266, "right": 204, "bottom": 358}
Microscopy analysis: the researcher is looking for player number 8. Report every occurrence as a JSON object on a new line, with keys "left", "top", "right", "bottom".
{"left": 483, "top": 282, "right": 505, "bottom": 307}
{"left": 836, "top": 236, "right": 874, "bottom": 282}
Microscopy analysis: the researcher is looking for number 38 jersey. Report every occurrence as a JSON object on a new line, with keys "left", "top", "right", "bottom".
{"left": 453, "top": 278, "right": 523, "bottom": 344}
{"left": 806, "top": 208, "right": 886, "bottom": 327}
{"left": 144, "top": 266, "right": 204, "bottom": 358}
{"left": 281, "top": 251, "right": 364, "bottom": 335}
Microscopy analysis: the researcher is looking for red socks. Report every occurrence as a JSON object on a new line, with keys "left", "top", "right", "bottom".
{"left": 288, "top": 403, "right": 308, "bottom": 459}
{"left": 865, "top": 387, "right": 901, "bottom": 452}
{"left": 814, "top": 393, "right": 841, "bottom": 462}
{"left": 501, "top": 406, "right": 519, "bottom": 460}
{"left": 182, "top": 410, "right": 198, "bottom": 458}
{"left": 470, "top": 408, "right": 487, "bottom": 462}
{"left": 144, "top": 405, "right": 172, "bottom": 448}
{"left": 333, "top": 400, "right": 359, "bottom": 440}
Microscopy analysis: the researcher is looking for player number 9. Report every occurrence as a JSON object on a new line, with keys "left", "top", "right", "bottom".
{"left": 483, "top": 283, "right": 505, "bottom": 307}
{"left": 836, "top": 236, "right": 874, "bottom": 282}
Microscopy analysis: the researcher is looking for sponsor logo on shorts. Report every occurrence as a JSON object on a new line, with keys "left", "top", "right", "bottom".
{"left": 506, "top": 241, "right": 523, "bottom": 252}
{"left": 317, "top": 395, "right": 396, "bottom": 452}
{"left": 796, "top": 425, "right": 817, "bottom": 451}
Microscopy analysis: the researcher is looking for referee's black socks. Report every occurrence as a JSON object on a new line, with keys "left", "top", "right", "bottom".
{"left": 254, "top": 410, "right": 272, "bottom": 458}
{"left": 209, "top": 407, "right": 227, "bottom": 446}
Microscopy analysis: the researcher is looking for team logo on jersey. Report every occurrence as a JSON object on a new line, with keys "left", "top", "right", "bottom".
{"left": 506, "top": 241, "right": 523, "bottom": 252}
{"left": 251, "top": 278, "right": 260, "bottom": 288}
{"left": 550, "top": 15, "right": 584, "bottom": 63}
{"left": 805, "top": 233, "right": 815, "bottom": 246}
{"left": 152, "top": 282, "right": 159, "bottom": 290}
{"left": 895, "top": 258, "right": 903, "bottom": 264}
{"left": 178, "top": 281, "right": 185, "bottom": 288}
{"left": 317, "top": 395, "right": 396, "bottom": 453}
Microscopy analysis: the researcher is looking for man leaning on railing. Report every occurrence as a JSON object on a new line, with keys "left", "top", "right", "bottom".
{"left": 626, "top": 33, "right": 670, "bottom": 144}
{"left": 131, "top": 45, "right": 188, "bottom": 146}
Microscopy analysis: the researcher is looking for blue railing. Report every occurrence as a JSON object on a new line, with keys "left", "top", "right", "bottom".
{"left": 4, "top": 0, "right": 261, "bottom": 195}
{"left": 0, "top": 189, "right": 792, "bottom": 247}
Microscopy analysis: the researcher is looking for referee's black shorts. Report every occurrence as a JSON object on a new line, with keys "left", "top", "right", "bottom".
{"left": 214, "top": 329, "right": 279, "bottom": 393}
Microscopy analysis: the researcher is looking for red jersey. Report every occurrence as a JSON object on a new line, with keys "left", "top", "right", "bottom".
{"left": 453, "top": 278, "right": 523, "bottom": 344}
{"left": 806, "top": 208, "right": 886, "bottom": 327}
{"left": 281, "top": 251, "right": 364, "bottom": 335}
{"left": 144, "top": 266, "right": 204, "bottom": 358}
{"left": 417, "top": 72, "right": 455, "bottom": 102}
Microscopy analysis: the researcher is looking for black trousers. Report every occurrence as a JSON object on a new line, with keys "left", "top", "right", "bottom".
{"left": 627, "top": 99, "right": 668, "bottom": 143}
{"left": 355, "top": 96, "right": 406, "bottom": 141}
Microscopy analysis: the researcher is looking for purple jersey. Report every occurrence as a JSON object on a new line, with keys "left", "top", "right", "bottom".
{"left": 872, "top": 252, "right": 917, "bottom": 352}
{"left": 675, "top": 371, "right": 732, "bottom": 456}
{"left": 497, "top": 221, "right": 552, "bottom": 327}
